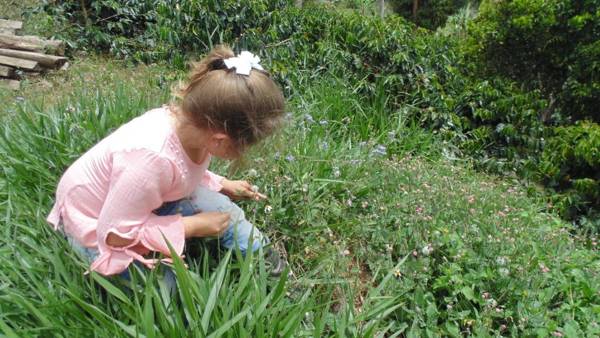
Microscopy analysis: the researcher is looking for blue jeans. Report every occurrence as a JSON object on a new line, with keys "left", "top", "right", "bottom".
{"left": 63, "top": 186, "right": 268, "bottom": 285}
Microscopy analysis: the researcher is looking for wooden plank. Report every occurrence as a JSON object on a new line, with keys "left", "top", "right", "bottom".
{"left": 0, "top": 79, "right": 20, "bottom": 90}
{"left": 0, "top": 48, "right": 67, "bottom": 68}
{"left": 0, "top": 55, "right": 40, "bottom": 71}
{"left": 0, "top": 28, "right": 16, "bottom": 35}
{"left": 0, "top": 34, "right": 65, "bottom": 56}
{"left": 0, "top": 65, "right": 14, "bottom": 77}
{"left": 0, "top": 19, "right": 23, "bottom": 30}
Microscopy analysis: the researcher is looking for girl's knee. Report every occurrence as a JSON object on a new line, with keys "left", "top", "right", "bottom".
{"left": 190, "top": 187, "right": 234, "bottom": 212}
{"left": 229, "top": 222, "right": 269, "bottom": 254}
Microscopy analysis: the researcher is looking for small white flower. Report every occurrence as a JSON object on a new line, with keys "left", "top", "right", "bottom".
{"left": 264, "top": 205, "right": 273, "bottom": 213}
{"left": 251, "top": 185, "right": 259, "bottom": 193}
{"left": 421, "top": 244, "right": 433, "bottom": 256}
{"left": 496, "top": 256, "right": 508, "bottom": 266}
{"left": 499, "top": 268, "right": 510, "bottom": 276}
{"left": 247, "top": 169, "right": 258, "bottom": 177}
{"left": 333, "top": 167, "right": 341, "bottom": 178}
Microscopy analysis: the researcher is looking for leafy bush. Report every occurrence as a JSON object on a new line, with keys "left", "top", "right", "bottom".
{"left": 390, "top": 0, "right": 476, "bottom": 30}
{"left": 40, "top": 0, "right": 160, "bottom": 59}
{"left": 464, "top": 0, "right": 600, "bottom": 220}
{"left": 539, "top": 121, "right": 600, "bottom": 218}
{"left": 41, "top": 0, "right": 291, "bottom": 62}
{"left": 466, "top": 0, "right": 600, "bottom": 123}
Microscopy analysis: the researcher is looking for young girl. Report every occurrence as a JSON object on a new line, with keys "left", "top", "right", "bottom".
{"left": 46, "top": 45, "right": 286, "bottom": 277}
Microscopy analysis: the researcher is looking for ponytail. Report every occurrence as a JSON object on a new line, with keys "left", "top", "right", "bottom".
{"left": 176, "top": 45, "right": 235, "bottom": 98}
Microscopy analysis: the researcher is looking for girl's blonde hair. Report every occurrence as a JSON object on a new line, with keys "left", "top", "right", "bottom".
{"left": 175, "top": 45, "right": 285, "bottom": 149}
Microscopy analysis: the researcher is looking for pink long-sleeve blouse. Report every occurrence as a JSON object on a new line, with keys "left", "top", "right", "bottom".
{"left": 46, "top": 106, "right": 224, "bottom": 276}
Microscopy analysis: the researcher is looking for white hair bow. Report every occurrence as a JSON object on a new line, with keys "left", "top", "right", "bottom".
{"left": 223, "top": 51, "right": 264, "bottom": 76}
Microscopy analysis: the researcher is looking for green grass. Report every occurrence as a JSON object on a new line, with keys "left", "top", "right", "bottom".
{"left": 0, "top": 58, "right": 599, "bottom": 337}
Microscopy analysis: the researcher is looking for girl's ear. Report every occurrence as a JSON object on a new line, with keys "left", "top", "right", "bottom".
{"left": 211, "top": 132, "right": 229, "bottom": 146}
{"left": 211, "top": 133, "right": 229, "bottom": 142}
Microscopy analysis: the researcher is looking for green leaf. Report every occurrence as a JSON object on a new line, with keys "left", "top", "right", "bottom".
{"left": 91, "top": 272, "right": 131, "bottom": 305}
{"left": 201, "top": 251, "right": 231, "bottom": 334}
{"left": 461, "top": 286, "right": 475, "bottom": 301}
{"left": 206, "top": 308, "right": 251, "bottom": 338}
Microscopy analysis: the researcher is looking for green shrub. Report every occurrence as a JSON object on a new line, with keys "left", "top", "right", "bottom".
{"left": 390, "top": 0, "right": 476, "bottom": 30}
{"left": 40, "top": 0, "right": 161, "bottom": 58}
{"left": 466, "top": 0, "right": 600, "bottom": 123}
{"left": 41, "top": 0, "right": 292, "bottom": 62}
{"left": 539, "top": 121, "right": 600, "bottom": 218}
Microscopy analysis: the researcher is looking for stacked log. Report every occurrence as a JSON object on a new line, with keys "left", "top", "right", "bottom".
{"left": 0, "top": 19, "right": 67, "bottom": 90}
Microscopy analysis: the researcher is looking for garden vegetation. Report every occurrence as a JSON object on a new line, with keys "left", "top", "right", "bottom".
{"left": 1, "top": 0, "right": 598, "bottom": 336}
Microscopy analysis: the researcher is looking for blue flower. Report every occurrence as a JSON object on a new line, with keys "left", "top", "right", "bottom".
{"left": 285, "top": 154, "right": 295, "bottom": 162}
{"left": 371, "top": 144, "right": 387, "bottom": 156}
{"left": 304, "top": 114, "right": 315, "bottom": 124}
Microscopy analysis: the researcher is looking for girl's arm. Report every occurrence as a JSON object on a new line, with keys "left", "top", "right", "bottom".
{"left": 107, "top": 210, "right": 232, "bottom": 247}
{"left": 202, "top": 170, "right": 225, "bottom": 191}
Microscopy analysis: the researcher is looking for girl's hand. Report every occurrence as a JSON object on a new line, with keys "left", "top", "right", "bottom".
{"left": 183, "top": 212, "right": 230, "bottom": 238}
{"left": 220, "top": 179, "right": 267, "bottom": 201}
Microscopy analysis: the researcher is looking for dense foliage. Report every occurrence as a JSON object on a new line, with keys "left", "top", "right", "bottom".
{"left": 539, "top": 122, "right": 600, "bottom": 219}
{"left": 390, "top": 0, "right": 474, "bottom": 29}
{"left": 464, "top": 0, "right": 600, "bottom": 220}
{"left": 467, "top": 0, "right": 599, "bottom": 123}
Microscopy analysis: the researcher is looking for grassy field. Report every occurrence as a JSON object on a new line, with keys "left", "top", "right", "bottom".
{"left": 0, "top": 55, "right": 599, "bottom": 336}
